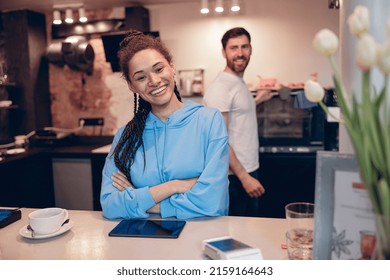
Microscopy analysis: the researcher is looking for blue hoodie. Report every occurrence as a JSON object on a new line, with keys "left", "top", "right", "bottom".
{"left": 100, "top": 101, "right": 229, "bottom": 220}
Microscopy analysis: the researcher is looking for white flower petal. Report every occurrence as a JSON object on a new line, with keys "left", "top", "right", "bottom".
{"left": 377, "top": 42, "right": 390, "bottom": 75}
{"left": 304, "top": 80, "right": 324, "bottom": 103}
{"left": 347, "top": 5, "right": 370, "bottom": 37}
{"left": 312, "top": 29, "right": 339, "bottom": 57}
{"left": 356, "top": 34, "right": 378, "bottom": 72}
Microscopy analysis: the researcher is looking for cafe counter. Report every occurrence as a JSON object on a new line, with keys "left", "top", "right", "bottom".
{"left": 0, "top": 208, "right": 287, "bottom": 260}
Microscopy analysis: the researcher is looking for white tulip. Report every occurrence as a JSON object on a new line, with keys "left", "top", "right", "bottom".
{"left": 304, "top": 80, "right": 324, "bottom": 103}
{"left": 356, "top": 34, "right": 377, "bottom": 72}
{"left": 377, "top": 42, "right": 390, "bottom": 75}
{"left": 312, "top": 29, "right": 339, "bottom": 57}
{"left": 347, "top": 5, "right": 370, "bottom": 37}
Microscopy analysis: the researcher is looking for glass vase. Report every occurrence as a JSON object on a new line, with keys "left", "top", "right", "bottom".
{"left": 374, "top": 213, "right": 390, "bottom": 260}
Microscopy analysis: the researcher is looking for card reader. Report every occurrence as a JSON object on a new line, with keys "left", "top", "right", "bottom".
{"left": 203, "top": 236, "right": 263, "bottom": 260}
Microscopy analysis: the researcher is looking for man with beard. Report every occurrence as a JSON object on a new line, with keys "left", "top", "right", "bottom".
{"left": 203, "top": 27, "right": 274, "bottom": 217}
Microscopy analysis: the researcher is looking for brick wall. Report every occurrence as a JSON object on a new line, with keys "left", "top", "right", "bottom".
{"left": 46, "top": 8, "right": 133, "bottom": 136}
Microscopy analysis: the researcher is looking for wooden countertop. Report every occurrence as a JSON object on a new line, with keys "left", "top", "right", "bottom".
{"left": 0, "top": 208, "right": 288, "bottom": 260}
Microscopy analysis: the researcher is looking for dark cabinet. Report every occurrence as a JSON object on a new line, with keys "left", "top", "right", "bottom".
{"left": 2, "top": 10, "right": 51, "bottom": 139}
{"left": 0, "top": 82, "right": 21, "bottom": 142}
{"left": 257, "top": 152, "right": 316, "bottom": 218}
{"left": 0, "top": 137, "right": 111, "bottom": 210}
{"left": 0, "top": 149, "right": 55, "bottom": 208}
{"left": 91, "top": 153, "right": 107, "bottom": 211}
{"left": 49, "top": 153, "right": 106, "bottom": 211}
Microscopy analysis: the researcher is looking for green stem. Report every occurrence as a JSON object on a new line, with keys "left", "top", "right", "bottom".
{"left": 319, "top": 101, "right": 344, "bottom": 123}
{"left": 362, "top": 71, "right": 371, "bottom": 105}
{"left": 329, "top": 55, "right": 352, "bottom": 122}
{"left": 380, "top": 75, "right": 390, "bottom": 187}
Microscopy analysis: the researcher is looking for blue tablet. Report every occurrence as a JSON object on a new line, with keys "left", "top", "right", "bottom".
{"left": 0, "top": 208, "right": 22, "bottom": 228}
{"left": 108, "top": 219, "right": 186, "bottom": 239}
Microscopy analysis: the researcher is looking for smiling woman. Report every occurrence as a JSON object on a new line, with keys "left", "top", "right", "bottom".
{"left": 100, "top": 30, "right": 230, "bottom": 220}
{"left": 127, "top": 48, "right": 179, "bottom": 119}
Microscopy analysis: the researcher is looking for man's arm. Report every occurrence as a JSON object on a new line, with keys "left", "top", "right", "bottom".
{"left": 221, "top": 112, "right": 265, "bottom": 198}
{"left": 254, "top": 89, "right": 276, "bottom": 105}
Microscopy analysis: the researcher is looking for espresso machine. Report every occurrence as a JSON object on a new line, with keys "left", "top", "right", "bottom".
{"left": 256, "top": 87, "right": 339, "bottom": 218}
{"left": 257, "top": 88, "right": 328, "bottom": 153}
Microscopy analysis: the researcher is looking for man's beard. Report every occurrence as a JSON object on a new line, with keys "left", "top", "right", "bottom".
{"left": 227, "top": 56, "right": 250, "bottom": 75}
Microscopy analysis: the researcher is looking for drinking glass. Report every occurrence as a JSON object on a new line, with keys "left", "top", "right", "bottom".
{"left": 360, "top": 230, "right": 376, "bottom": 260}
{"left": 285, "top": 202, "right": 315, "bottom": 260}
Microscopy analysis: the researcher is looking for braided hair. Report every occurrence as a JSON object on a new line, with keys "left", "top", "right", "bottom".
{"left": 113, "top": 30, "right": 182, "bottom": 184}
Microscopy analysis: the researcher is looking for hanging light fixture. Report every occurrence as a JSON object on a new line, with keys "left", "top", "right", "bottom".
{"left": 65, "top": 8, "right": 74, "bottom": 23}
{"left": 78, "top": 7, "right": 87, "bottom": 22}
{"left": 215, "top": 0, "right": 224, "bottom": 13}
{"left": 53, "top": 3, "right": 88, "bottom": 25}
{"left": 231, "top": 0, "right": 240, "bottom": 12}
{"left": 200, "top": 0, "right": 209, "bottom": 14}
{"left": 53, "top": 10, "right": 62, "bottom": 25}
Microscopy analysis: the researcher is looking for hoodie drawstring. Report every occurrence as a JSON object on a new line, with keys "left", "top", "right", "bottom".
{"left": 153, "top": 121, "right": 165, "bottom": 183}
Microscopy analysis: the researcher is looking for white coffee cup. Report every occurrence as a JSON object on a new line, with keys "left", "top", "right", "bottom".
{"left": 28, "top": 208, "right": 69, "bottom": 235}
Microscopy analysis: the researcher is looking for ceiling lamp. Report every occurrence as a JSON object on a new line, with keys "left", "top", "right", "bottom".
{"left": 200, "top": 0, "right": 209, "bottom": 14}
{"left": 53, "top": 10, "right": 62, "bottom": 25}
{"left": 231, "top": 0, "right": 240, "bottom": 12}
{"left": 79, "top": 7, "right": 88, "bottom": 23}
{"left": 53, "top": 3, "right": 88, "bottom": 25}
{"left": 215, "top": 0, "right": 224, "bottom": 13}
{"left": 65, "top": 9, "right": 74, "bottom": 24}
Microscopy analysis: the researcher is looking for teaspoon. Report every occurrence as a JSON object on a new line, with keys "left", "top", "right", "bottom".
{"left": 27, "top": 225, "right": 34, "bottom": 238}
{"left": 61, "top": 219, "right": 70, "bottom": 227}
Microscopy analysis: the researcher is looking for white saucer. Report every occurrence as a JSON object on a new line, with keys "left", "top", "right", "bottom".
{"left": 6, "top": 148, "right": 26, "bottom": 155}
{"left": 19, "top": 220, "right": 74, "bottom": 240}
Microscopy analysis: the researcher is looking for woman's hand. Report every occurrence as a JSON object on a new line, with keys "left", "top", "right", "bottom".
{"left": 146, "top": 178, "right": 197, "bottom": 214}
{"left": 111, "top": 171, "right": 133, "bottom": 191}
{"left": 174, "top": 177, "right": 198, "bottom": 193}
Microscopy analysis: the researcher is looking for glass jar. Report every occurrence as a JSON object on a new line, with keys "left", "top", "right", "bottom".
{"left": 0, "top": 63, "right": 8, "bottom": 84}
{"left": 192, "top": 76, "right": 203, "bottom": 95}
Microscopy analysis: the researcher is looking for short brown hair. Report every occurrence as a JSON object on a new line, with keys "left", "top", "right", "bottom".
{"left": 221, "top": 27, "right": 251, "bottom": 49}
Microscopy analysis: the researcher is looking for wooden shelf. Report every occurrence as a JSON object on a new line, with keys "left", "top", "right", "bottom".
{"left": 0, "top": 82, "right": 17, "bottom": 87}
{"left": 0, "top": 105, "right": 19, "bottom": 110}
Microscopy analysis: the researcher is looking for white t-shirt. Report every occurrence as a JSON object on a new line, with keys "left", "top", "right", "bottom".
{"left": 203, "top": 71, "right": 259, "bottom": 173}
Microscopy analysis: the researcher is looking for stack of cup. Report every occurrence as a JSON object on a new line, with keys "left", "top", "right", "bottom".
{"left": 285, "top": 202, "right": 315, "bottom": 260}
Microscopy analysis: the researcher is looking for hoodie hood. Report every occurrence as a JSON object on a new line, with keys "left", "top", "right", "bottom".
{"left": 144, "top": 100, "right": 202, "bottom": 130}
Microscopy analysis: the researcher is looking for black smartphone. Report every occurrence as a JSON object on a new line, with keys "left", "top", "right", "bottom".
{"left": 0, "top": 208, "right": 22, "bottom": 228}
{"left": 108, "top": 219, "right": 186, "bottom": 239}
